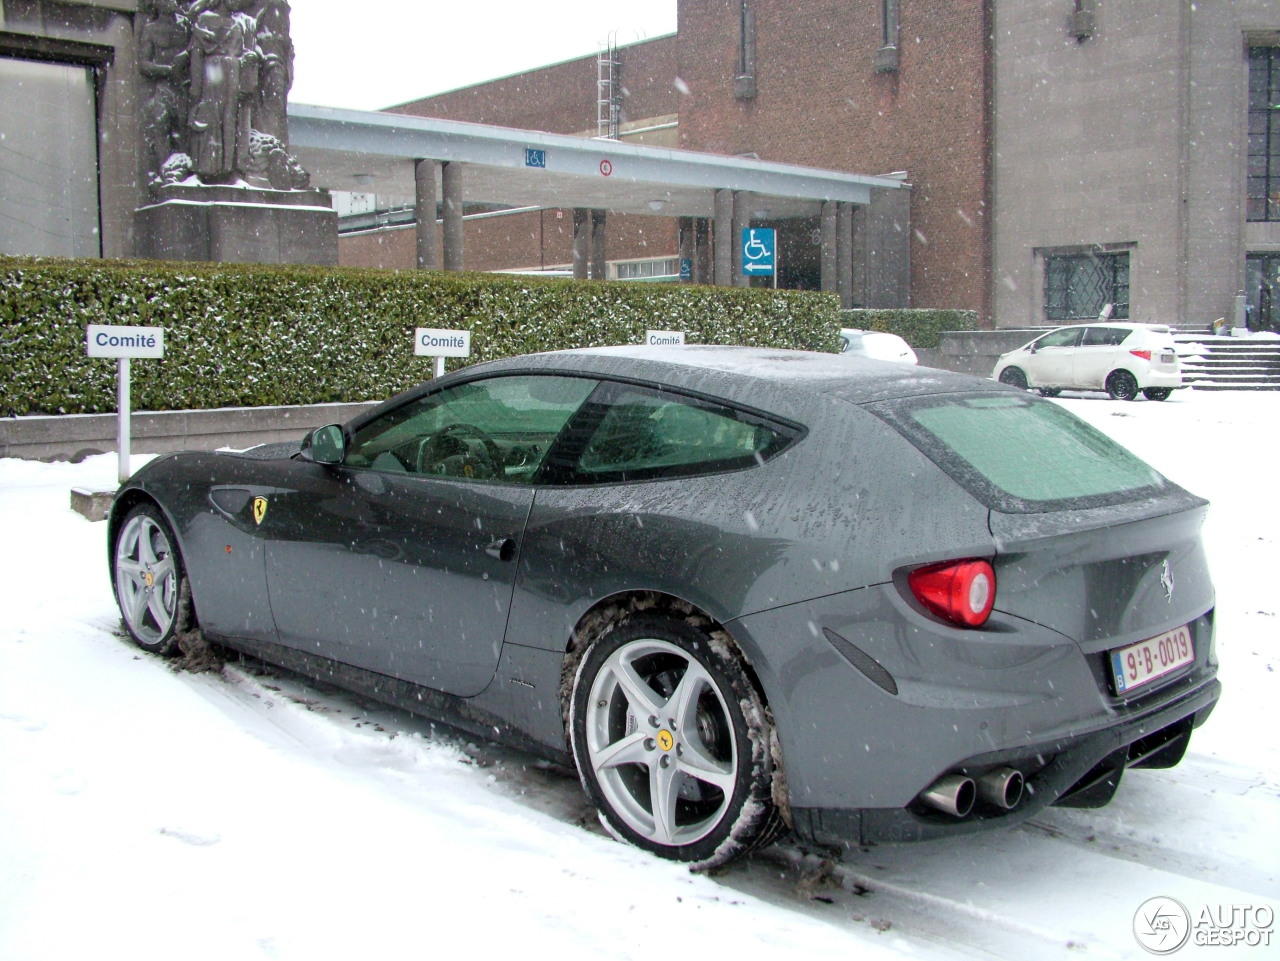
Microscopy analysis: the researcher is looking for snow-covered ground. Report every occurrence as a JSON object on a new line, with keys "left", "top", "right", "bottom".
{"left": 1, "top": 390, "right": 1276, "bottom": 960}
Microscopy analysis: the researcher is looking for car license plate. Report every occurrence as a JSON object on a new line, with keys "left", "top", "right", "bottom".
{"left": 1160, "top": 352, "right": 1176, "bottom": 363}
{"left": 1110, "top": 625, "right": 1193, "bottom": 694}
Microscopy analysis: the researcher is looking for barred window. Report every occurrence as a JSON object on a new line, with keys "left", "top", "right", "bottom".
{"left": 1248, "top": 47, "right": 1280, "bottom": 223}
{"left": 1044, "top": 251, "right": 1130, "bottom": 321}
{"left": 613, "top": 257, "right": 679, "bottom": 281}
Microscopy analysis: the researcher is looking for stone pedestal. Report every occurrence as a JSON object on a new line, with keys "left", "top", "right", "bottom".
{"left": 135, "top": 184, "right": 338, "bottom": 265}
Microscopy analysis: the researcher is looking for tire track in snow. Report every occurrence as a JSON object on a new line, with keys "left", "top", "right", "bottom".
{"left": 174, "top": 652, "right": 1278, "bottom": 960}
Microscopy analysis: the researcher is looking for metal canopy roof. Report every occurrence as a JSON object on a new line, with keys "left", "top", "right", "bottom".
{"left": 287, "top": 104, "right": 904, "bottom": 219}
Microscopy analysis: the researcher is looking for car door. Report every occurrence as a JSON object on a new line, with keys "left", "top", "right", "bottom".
{"left": 504, "top": 379, "right": 801, "bottom": 652}
{"left": 1024, "top": 327, "right": 1083, "bottom": 387}
{"left": 260, "top": 373, "right": 597, "bottom": 697}
{"left": 1072, "top": 326, "right": 1130, "bottom": 389}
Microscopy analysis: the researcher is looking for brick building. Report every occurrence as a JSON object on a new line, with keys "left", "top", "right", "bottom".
{"left": 341, "top": 1, "right": 991, "bottom": 319}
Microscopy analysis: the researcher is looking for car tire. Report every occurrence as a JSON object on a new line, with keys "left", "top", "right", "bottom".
{"left": 112, "top": 503, "right": 187, "bottom": 655}
{"left": 1105, "top": 370, "right": 1139, "bottom": 401}
{"left": 998, "top": 367, "right": 1029, "bottom": 391}
{"left": 1142, "top": 387, "right": 1172, "bottom": 401}
{"left": 1037, "top": 387, "right": 1062, "bottom": 398}
{"left": 569, "top": 612, "right": 780, "bottom": 868}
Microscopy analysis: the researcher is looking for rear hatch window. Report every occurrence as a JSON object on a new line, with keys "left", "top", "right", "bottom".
{"left": 866, "top": 392, "right": 1169, "bottom": 513}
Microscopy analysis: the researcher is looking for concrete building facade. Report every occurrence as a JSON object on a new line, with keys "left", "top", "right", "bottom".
{"left": 1, "top": 0, "right": 335, "bottom": 266}
{"left": 1, "top": 0, "right": 142, "bottom": 260}
{"left": 992, "top": 0, "right": 1280, "bottom": 330}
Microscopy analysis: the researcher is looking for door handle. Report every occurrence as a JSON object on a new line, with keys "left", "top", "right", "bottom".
{"left": 486, "top": 537, "right": 517, "bottom": 562}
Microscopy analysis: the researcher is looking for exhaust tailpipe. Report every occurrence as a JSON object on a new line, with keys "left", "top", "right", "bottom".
{"left": 920, "top": 774, "right": 976, "bottom": 818}
{"left": 976, "top": 767, "right": 1024, "bottom": 810}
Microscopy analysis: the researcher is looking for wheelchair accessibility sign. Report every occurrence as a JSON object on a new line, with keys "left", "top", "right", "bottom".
{"left": 742, "top": 228, "right": 776, "bottom": 277}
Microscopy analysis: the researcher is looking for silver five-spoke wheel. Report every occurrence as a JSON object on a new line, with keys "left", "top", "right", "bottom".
{"left": 570, "top": 612, "right": 779, "bottom": 868}
{"left": 113, "top": 505, "right": 183, "bottom": 654}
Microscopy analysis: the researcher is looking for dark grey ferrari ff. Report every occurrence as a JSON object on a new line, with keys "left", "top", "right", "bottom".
{"left": 108, "top": 346, "right": 1220, "bottom": 868}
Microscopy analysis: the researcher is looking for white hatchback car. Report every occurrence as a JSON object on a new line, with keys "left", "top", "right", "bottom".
{"left": 839, "top": 328, "right": 919, "bottom": 364}
{"left": 992, "top": 323, "right": 1184, "bottom": 401}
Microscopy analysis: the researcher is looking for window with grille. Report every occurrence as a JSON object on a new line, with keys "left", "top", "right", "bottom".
{"left": 1044, "top": 251, "right": 1130, "bottom": 321}
{"left": 612, "top": 258, "right": 679, "bottom": 281}
{"left": 735, "top": 1, "right": 757, "bottom": 99}
{"left": 1248, "top": 47, "right": 1280, "bottom": 222}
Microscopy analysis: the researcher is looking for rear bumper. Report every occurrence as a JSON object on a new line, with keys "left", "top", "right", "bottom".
{"left": 1138, "top": 369, "right": 1183, "bottom": 389}
{"left": 790, "top": 675, "right": 1220, "bottom": 847}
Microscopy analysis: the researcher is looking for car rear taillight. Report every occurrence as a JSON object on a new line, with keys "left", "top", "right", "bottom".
{"left": 908, "top": 559, "right": 996, "bottom": 628}
{"left": 1130, "top": 349, "right": 1152, "bottom": 361}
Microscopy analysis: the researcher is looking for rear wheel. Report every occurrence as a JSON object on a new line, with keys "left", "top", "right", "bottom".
{"left": 998, "top": 367, "right": 1029, "bottom": 391}
{"left": 1106, "top": 370, "right": 1139, "bottom": 401}
{"left": 112, "top": 504, "right": 186, "bottom": 655}
{"left": 569, "top": 612, "right": 779, "bottom": 868}
{"left": 1142, "top": 387, "right": 1172, "bottom": 401}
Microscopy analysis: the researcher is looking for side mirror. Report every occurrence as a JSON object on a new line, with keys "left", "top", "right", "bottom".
{"left": 305, "top": 424, "right": 346, "bottom": 465}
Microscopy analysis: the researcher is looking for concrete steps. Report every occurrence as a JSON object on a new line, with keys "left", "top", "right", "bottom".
{"left": 1174, "top": 334, "right": 1280, "bottom": 391}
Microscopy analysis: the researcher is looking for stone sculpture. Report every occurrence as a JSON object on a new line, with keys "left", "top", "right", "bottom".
{"left": 139, "top": 0, "right": 308, "bottom": 190}
{"left": 138, "top": 0, "right": 192, "bottom": 182}
{"left": 254, "top": 0, "right": 294, "bottom": 144}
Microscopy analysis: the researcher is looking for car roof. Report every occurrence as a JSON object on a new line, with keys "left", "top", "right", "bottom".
{"left": 1040, "top": 322, "right": 1171, "bottom": 332}
{"left": 469, "top": 344, "right": 989, "bottom": 406}
{"left": 840, "top": 327, "right": 905, "bottom": 339}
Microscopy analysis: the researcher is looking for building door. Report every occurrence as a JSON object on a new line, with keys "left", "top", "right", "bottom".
{"left": 0, "top": 57, "right": 100, "bottom": 257}
{"left": 1246, "top": 255, "right": 1280, "bottom": 333}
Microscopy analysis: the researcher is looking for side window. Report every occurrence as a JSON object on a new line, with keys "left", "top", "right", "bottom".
{"left": 1035, "top": 328, "right": 1082, "bottom": 350}
{"left": 1082, "top": 327, "right": 1129, "bottom": 347}
{"left": 344, "top": 375, "right": 597, "bottom": 483}
{"left": 561, "top": 383, "right": 797, "bottom": 484}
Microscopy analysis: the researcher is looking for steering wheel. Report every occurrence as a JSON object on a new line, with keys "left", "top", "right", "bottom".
{"left": 416, "top": 422, "right": 503, "bottom": 479}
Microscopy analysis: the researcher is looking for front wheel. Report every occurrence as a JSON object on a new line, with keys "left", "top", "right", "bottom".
{"left": 1106, "top": 370, "right": 1139, "bottom": 401}
{"left": 998, "top": 367, "right": 1029, "bottom": 391}
{"left": 1037, "top": 387, "right": 1062, "bottom": 398}
{"left": 112, "top": 503, "right": 186, "bottom": 655}
{"left": 1142, "top": 387, "right": 1172, "bottom": 401}
{"left": 569, "top": 613, "right": 779, "bottom": 868}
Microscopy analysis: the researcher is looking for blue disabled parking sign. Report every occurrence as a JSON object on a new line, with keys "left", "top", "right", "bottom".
{"left": 742, "top": 228, "right": 776, "bottom": 277}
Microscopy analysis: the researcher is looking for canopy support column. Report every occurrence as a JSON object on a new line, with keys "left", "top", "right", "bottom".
{"left": 713, "top": 189, "right": 733, "bottom": 286}
{"left": 441, "top": 161, "right": 464, "bottom": 271}
{"left": 414, "top": 159, "right": 439, "bottom": 270}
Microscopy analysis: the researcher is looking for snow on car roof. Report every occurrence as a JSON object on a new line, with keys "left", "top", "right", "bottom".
{"left": 467, "top": 344, "right": 991, "bottom": 407}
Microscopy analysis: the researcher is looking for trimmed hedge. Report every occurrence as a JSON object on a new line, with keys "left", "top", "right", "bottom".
{"left": 841, "top": 308, "right": 977, "bottom": 349}
{"left": 1, "top": 257, "right": 843, "bottom": 416}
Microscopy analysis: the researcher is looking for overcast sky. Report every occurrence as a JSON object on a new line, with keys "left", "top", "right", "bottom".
{"left": 288, "top": 1, "right": 678, "bottom": 111}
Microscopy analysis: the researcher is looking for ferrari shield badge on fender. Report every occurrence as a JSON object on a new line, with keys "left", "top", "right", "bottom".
{"left": 252, "top": 496, "right": 268, "bottom": 526}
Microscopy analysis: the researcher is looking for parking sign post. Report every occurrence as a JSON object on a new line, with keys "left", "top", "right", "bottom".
{"left": 741, "top": 228, "right": 778, "bottom": 288}
{"left": 85, "top": 324, "right": 165, "bottom": 483}
{"left": 118, "top": 358, "right": 130, "bottom": 483}
{"left": 414, "top": 328, "right": 472, "bottom": 378}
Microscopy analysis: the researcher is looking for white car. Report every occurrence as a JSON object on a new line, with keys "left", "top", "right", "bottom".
{"left": 839, "top": 328, "right": 918, "bottom": 364}
{"left": 992, "top": 323, "right": 1184, "bottom": 401}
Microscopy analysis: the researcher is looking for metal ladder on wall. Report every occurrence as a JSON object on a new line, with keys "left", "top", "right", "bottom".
{"left": 597, "top": 37, "right": 620, "bottom": 140}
